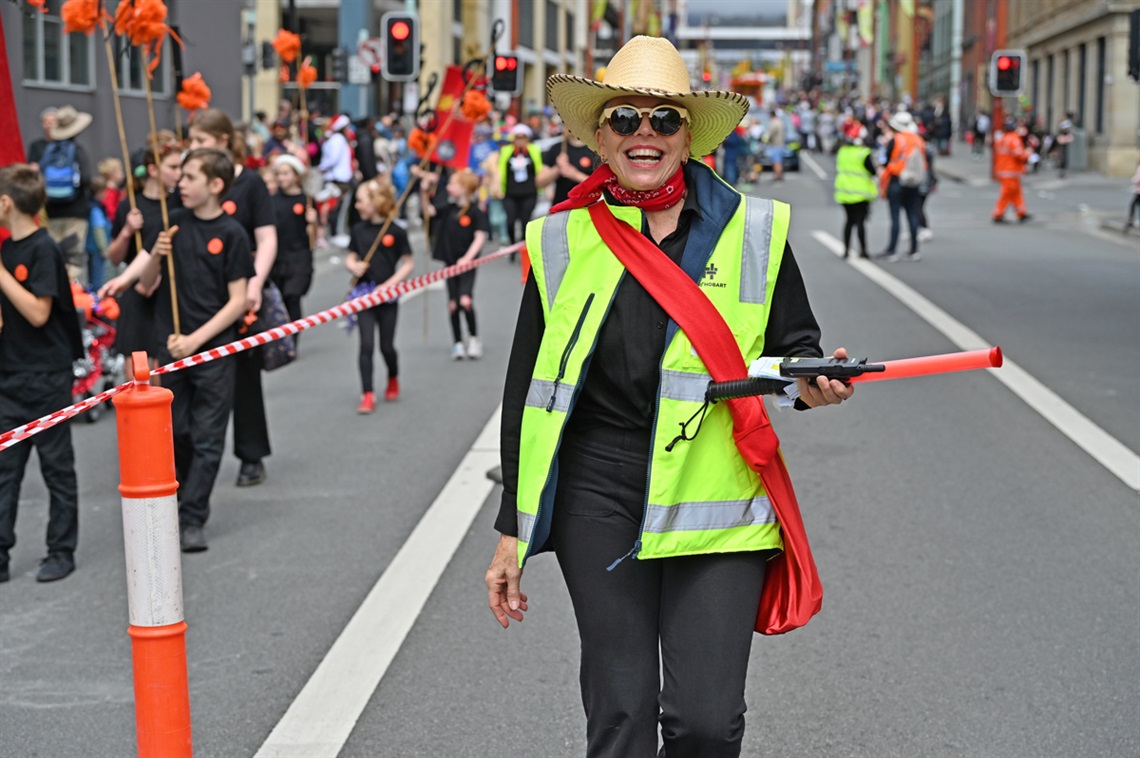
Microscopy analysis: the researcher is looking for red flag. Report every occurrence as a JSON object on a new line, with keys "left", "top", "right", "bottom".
{"left": 429, "top": 66, "right": 475, "bottom": 169}
{"left": 0, "top": 13, "right": 26, "bottom": 168}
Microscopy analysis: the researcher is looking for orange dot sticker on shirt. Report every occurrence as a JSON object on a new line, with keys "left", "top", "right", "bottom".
{"left": 13, "top": 264, "right": 28, "bottom": 282}
{"left": 459, "top": 215, "right": 471, "bottom": 227}
{"left": 293, "top": 203, "right": 305, "bottom": 215}
{"left": 207, "top": 237, "right": 224, "bottom": 255}
{"left": 382, "top": 234, "right": 395, "bottom": 247}
{"left": 579, "top": 156, "right": 592, "bottom": 168}
{"left": 222, "top": 200, "right": 237, "bottom": 215}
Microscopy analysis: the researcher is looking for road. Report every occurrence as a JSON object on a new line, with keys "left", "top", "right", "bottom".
{"left": 2, "top": 154, "right": 1138, "bottom": 757}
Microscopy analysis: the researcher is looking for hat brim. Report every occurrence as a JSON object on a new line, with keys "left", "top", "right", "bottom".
{"left": 49, "top": 112, "right": 93, "bottom": 141}
{"left": 547, "top": 74, "right": 749, "bottom": 159}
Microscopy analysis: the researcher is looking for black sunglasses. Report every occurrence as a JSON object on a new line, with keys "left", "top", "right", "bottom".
{"left": 599, "top": 105, "right": 689, "bottom": 137}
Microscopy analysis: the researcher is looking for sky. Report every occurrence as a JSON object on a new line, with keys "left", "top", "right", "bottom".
{"left": 683, "top": 0, "right": 789, "bottom": 22}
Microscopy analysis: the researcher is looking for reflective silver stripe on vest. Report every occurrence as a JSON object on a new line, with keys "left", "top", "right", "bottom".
{"left": 517, "top": 511, "right": 536, "bottom": 542}
{"left": 540, "top": 212, "right": 572, "bottom": 307}
{"left": 644, "top": 496, "right": 776, "bottom": 533}
{"left": 660, "top": 369, "right": 712, "bottom": 404}
{"left": 525, "top": 378, "right": 572, "bottom": 414}
{"left": 740, "top": 196, "right": 774, "bottom": 304}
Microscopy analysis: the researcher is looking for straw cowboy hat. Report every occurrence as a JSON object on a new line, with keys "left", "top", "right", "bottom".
{"left": 49, "top": 106, "right": 93, "bottom": 141}
{"left": 888, "top": 110, "right": 917, "bottom": 134}
{"left": 546, "top": 36, "right": 749, "bottom": 159}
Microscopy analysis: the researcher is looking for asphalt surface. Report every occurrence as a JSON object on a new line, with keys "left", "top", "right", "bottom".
{"left": 1, "top": 155, "right": 1137, "bottom": 758}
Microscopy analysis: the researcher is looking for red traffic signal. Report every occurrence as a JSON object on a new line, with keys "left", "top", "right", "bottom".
{"left": 491, "top": 53, "right": 522, "bottom": 95}
{"left": 997, "top": 56, "right": 1011, "bottom": 71}
{"left": 701, "top": 71, "right": 712, "bottom": 82}
{"left": 380, "top": 12, "right": 419, "bottom": 81}
{"left": 989, "top": 50, "right": 1025, "bottom": 95}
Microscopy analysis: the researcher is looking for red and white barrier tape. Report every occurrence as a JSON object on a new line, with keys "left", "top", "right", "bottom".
{"left": 0, "top": 243, "right": 522, "bottom": 452}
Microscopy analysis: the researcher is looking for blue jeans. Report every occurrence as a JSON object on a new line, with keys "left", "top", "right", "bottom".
{"left": 887, "top": 180, "right": 922, "bottom": 255}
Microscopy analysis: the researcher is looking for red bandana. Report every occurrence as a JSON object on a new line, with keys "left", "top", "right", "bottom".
{"left": 551, "top": 164, "right": 686, "bottom": 214}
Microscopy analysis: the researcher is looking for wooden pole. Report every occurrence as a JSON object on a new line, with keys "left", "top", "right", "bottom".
{"left": 101, "top": 23, "right": 144, "bottom": 256}
{"left": 143, "top": 47, "right": 180, "bottom": 336}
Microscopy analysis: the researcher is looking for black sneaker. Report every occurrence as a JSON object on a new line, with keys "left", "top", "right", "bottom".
{"left": 236, "top": 460, "right": 265, "bottom": 487}
{"left": 1018, "top": 214, "right": 1033, "bottom": 223}
{"left": 992, "top": 217, "right": 1007, "bottom": 224}
{"left": 35, "top": 553, "right": 75, "bottom": 582}
{"left": 486, "top": 466, "right": 503, "bottom": 484}
{"left": 180, "top": 525, "right": 208, "bottom": 553}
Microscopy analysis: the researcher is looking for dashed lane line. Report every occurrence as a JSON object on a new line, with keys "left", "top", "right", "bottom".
{"left": 800, "top": 151, "right": 829, "bottom": 181}
{"left": 812, "top": 229, "right": 1140, "bottom": 492}
{"left": 254, "top": 406, "right": 503, "bottom": 757}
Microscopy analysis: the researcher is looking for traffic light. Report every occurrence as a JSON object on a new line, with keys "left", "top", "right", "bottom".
{"left": 491, "top": 53, "right": 522, "bottom": 96}
{"left": 260, "top": 41, "right": 276, "bottom": 70}
{"left": 330, "top": 47, "right": 348, "bottom": 84}
{"left": 381, "top": 12, "right": 419, "bottom": 81}
{"left": 989, "top": 50, "right": 1026, "bottom": 96}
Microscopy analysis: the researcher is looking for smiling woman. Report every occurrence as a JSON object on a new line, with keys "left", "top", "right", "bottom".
{"left": 486, "top": 35, "right": 854, "bottom": 758}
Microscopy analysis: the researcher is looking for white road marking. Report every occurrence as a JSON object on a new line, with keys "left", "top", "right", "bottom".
{"left": 254, "top": 407, "right": 503, "bottom": 757}
{"left": 800, "top": 152, "right": 829, "bottom": 181}
{"left": 812, "top": 229, "right": 1140, "bottom": 492}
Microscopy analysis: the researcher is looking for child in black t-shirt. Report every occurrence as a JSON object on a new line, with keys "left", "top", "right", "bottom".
{"left": 431, "top": 169, "right": 489, "bottom": 361}
{"left": 268, "top": 155, "right": 315, "bottom": 327}
{"left": 0, "top": 164, "right": 84, "bottom": 583}
{"left": 136, "top": 148, "right": 254, "bottom": 553}
{"left": 345, "top": 179, "right": 414, "bottom": 413}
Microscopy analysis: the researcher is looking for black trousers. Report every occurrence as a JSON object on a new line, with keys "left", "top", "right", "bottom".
{"left": 552, "top": 426, "right": 769, "bottom": 758}
{"left": 501, "top": 193, "right": 537, "bottom": 245}
{"left": 232, "top": 349, "right": 271, "bottom": 464}
{"left": 447, "top": 272, "right": 477, "bottom": 343}
{"left": 166, "top": 358, "right": 235, "bottom": 528}
{"left": 357, "top": 303, "right": 398, "bottom": 393}
{"left": 841, "top": 201, "right": 869, "bottom": 255}
{"left": 0, "top": 371, "right": 79, "bottom": 567}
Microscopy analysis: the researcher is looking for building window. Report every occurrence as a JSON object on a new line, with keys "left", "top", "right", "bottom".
{"left": 1095, "top": 36, "right": 1105, "bottom": 134}
{"left": 1076, "top": 43, "right": 1086, "bottom": 127}
{"left": 546, "top": 1, "right": 559, "bottom": 52}
{"left": 1045, "top": 54, "right": 1054, "bottom": 128}
{"left": 114, "top": 37, "right": 169, "bottom": 97}
{"left": 1062, "top": 48, "right": 1070, "bottom": 117}
{"left": 566, "top": 12, "right": 574, "bottom": 52}
{"left": 22, "top": 0, "right": 95, "bottom": 89}
{"left": 518, "top": 0, "right": 534, "bottom": 48}
{"left": 1031, "top": 58, "right": 1039, "bottom": 116}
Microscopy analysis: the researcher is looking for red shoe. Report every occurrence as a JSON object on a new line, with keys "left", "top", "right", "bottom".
{"left": 357, "top": 392, "right": 376, "bottom": 414}
{"left": 384, "top": 378, "right": 399, "bottom": 401}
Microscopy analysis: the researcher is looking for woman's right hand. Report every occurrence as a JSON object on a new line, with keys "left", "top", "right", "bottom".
{"left": 486, "top": 534, "right": 528, "bottom": 629}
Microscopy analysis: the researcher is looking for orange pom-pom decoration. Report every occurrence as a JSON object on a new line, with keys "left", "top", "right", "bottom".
{"left": 60, "top": 0, "right": 108, "bottom": 34}
{"left": 279, "top": 65, "right": 291, "bottom": 84}
{"left": 113, "top": 0, "right": 182, "bottom": 76}
{"left": 461, "top": 90, "right": 492, "bottom": 123}
{"left": 296, "top": 57, "right": 317, "bottom": 89}
{"left": 26, "top": 0, "right": 48, "bottom": 13}
{"left": 176, "top": 73, "right": 211, "bottom": 112}
{"left": 408, "top": 127, "right": 439, "bottom": 159}
{"left": 272, "top": 29, "right": 302, "bottom": 64}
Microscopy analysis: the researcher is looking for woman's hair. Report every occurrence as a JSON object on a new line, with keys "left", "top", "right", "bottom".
{"left": 191, "top": 108, "right": 246, "bottom": 162}
{"left": 450, "top": 169, "right": 480, "bottom": 197}
{"left": 133, "top": 130, "right": 181, "bottom": 192}
{"left": 359, "top": 178, "right": 397, "bottom": 219}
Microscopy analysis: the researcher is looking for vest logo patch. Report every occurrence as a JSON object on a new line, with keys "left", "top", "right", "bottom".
{"left": 700, "top": 262, "right": 726, "bottom": 289}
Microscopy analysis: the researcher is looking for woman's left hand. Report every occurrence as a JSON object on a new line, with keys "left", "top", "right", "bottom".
{"left": 797, "top": 347, "right": 856, "bottom": 408}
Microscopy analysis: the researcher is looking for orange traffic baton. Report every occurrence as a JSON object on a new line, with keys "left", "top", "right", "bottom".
{"left": 112, "top": 352, "right": 193, "bottom": 758}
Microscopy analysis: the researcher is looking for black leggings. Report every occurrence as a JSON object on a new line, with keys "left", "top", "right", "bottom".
{"left": 447, "top": 272, "right": 477, "bottom": 342}
{"left": 842, "top": 201, "right": 869, "bottom": 256}
{"left": 501, "top": 193, "right": 537, "bottom": 245}
{"left": 357, "top": 303, "right": 398, "bottom": 393}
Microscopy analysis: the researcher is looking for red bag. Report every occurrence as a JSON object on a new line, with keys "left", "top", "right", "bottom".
{"left": 587, "top": 202, "right": 823, "bottom": 634}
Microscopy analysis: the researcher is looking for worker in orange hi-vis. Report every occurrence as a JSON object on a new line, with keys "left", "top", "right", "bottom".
{"left": 992, "top": 120, "right": 1033, "bottom": 224}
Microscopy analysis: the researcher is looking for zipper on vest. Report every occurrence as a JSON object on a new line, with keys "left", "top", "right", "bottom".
{"left": 546, "top": 293, "right": 594, "bottom": 412}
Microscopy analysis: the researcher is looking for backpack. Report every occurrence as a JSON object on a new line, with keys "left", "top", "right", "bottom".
{"left": 41, "top": 140, "right": 82, "bottom": 202}
{"left": 899, "top": 139, "right": 928, "bottom": 188}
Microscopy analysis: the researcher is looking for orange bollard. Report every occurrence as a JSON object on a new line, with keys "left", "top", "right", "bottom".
{"left": 112, "top": 351, "right": 193, "bottom": 758}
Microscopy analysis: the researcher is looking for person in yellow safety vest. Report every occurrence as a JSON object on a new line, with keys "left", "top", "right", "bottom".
{"left": 495, "top": 124, "right": 549, "bottom": 262}
{"left": 833, "top": 125, "right": 878, "bottom": 258}
{"left": 484, "top": 36, "right": 854, "bottom": 757}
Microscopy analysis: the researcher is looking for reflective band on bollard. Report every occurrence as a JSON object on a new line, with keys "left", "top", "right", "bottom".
{"left": 113, "top": 352, "right": 193, "bottom": 758}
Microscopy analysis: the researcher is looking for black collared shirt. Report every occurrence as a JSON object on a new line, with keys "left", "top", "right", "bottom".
{"left": 495, "top": 184, "right": 822, "bottom": 535}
